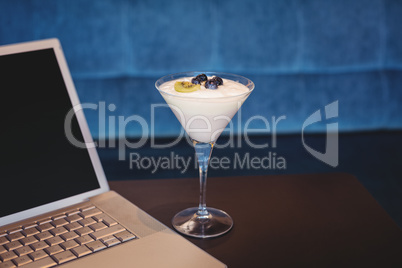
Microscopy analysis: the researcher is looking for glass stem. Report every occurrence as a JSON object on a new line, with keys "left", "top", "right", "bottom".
{"left": 193, "top": 141, "right": 214, "bottom": 218}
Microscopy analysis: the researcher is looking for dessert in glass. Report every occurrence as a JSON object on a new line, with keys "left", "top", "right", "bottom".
{"left": 155, "top": 72, "right": 254, "bottom": 238}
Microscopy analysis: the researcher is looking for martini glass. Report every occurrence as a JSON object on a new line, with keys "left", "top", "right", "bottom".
{"left": 155, "top": 72, "right": 254, "bottom": 238}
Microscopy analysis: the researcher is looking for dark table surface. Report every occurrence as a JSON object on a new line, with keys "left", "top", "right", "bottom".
{"left": 109, "top": 173, "right": 402, "bottom": 268}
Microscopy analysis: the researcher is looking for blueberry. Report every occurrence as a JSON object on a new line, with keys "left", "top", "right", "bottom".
{"left": 191, "top": 77, "right": 201, "bottom": 84}
{"left": 211, "top": 76, "right": 223, "bottom": 86}
{"left": 205, "top": 79, "right": 218, "bottom": 89}
{"left": 196, "top": 74, "right": 208, "bottom": 82}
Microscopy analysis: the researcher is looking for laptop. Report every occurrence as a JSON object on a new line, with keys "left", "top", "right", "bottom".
{"left": 0, "top": 39, "right": 226, "bottom": 268}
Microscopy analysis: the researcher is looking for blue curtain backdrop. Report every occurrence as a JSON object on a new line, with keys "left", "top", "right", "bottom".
{"left": 1, "top": 0, "right": 401, "bottom": 138}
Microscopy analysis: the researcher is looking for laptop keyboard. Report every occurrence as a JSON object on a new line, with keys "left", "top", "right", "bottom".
{"left": 0, "top": 205, "right": 137, "bottom": 268}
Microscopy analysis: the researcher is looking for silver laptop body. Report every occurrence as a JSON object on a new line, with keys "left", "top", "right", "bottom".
{"left": 0, "top": 39, "right": 225, "bottom": 268}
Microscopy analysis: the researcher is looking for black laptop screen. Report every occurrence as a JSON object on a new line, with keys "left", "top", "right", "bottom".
{"left": 0, "top": 48, "right": 100, "bottom": 218}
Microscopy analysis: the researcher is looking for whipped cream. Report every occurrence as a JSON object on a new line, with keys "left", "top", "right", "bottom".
{"left": 158, "top": 77, "right": 249, "bottom": 98}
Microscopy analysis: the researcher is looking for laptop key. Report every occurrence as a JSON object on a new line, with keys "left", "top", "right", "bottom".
{"left": 51, "top": 214, "right": 66, "bottom": 221}
{"left": 36, "top": 217, "right": 52, "bottom": 225}
{"left": 89, "top": 224, "right": 125, "bottom": 240}
{"left": 12, "top": 255, "right": 32, "bottom": 266}
{"left": 88, "top": 222, "right": 107, "bottom": 232}
{"left": 30, "top": 241, "right": 48, "bottom": 251}
{"left": 79, "top": 205, "right": 95, "bottom": 212}
{"left": 115, "top": 231, "right": 136, "bottom": 242}
{"left": 60, "top": 240, "right": 79, "bottom": 251}
{"left": 75, "top": 227, "right": 93, "bottom": 236}
{"left": 71, "top": 245, "right": 91, "bottom": 257}
{"left": 37, "top": 223, "right": 53, "bottom": 233}
{"left": 29, "top": 250, "right": 48, "bottom": 261}
{"left": 4, "top": 241, "right": 22, "bottom": 251}
{"left": 0, "top": 251, "right": 17, "bottom": 262}
{"left": 51, "top": 250, "right": 76, "bottom": 264}
{"left": 101, "top": 217, "right": 117, "bottom": 227}
{"left": 64, "top": 222, "right": 81, "bottom": 232}
{"left": 104, "top": 238, "right": 121, "bottom": 247}
{"left": 20, "top": 236, "right": 38, "bottom": 246}
{"left": 7, "top": 227, "right": 22, "bottom": 235}
{"left": 51, "top": 218, "right": 68, "bottom": 228}
{"left": 22, "top": 227, "right": 39, "bottom": 237}
{"left": 14, "top": 245, "right": 33, "bottom": 257}
{"left": 86, "top": 241, "right": 106, "bottom": 252}
{"left": 0, "top": 261, "right": 16, "bottom": 268}
{"left": 44, "top": 245, "right": 63, "bottom": 255}
{"left": 18, "top": 256, "right": 56, "bottom": 268}
{"left": 99, "top": 235, "right": 115, "bottom": 243}
{"left": 0, "top": 237, "right": 8, "bottom": 246}
{"left": 35, "top": 232, "right": 53, "bottom": 242}
{"left": 22, "top": 223, "right": 38, "bottom": 230}
{"left": 77, "top": 218, "right": 96, "bottom": 227}
{"left": 45, "top": 236, "right": 63, "bottom": 247}
{"left": 60, "top": 232, "right": 78, "bottom": 242}
{"left": 49, "top": 227, "right": 67, "bottom": 237}
{"left": 74, "top": 235, "right": 93, "bottom": 245}
{"left": 36, "top": 218, "right": 52, "bottom": 225}
{"left": 65, "top": 209, "right": 80, "bottom": 216}
{"left": 6, "top": 232, "right": 24, "bottom": 242}
{"left": 79, "top": 208, "right": 102, "bottom": 218}
{"left": 65, "top": 214, "right": 82, "bottom": 223}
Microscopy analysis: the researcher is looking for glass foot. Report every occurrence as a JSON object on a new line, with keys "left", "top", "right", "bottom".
{"left": 172, "top": 207, "right": 233, "bottom": 238}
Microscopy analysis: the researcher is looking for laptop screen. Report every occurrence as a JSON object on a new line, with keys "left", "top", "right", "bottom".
{"left": 0, "top": 48, "right": 100, "bottom": 218}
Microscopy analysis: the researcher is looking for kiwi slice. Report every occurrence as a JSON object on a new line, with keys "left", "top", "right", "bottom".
{"left": 174, "top": 81, "right": 200, "bottom": 93}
